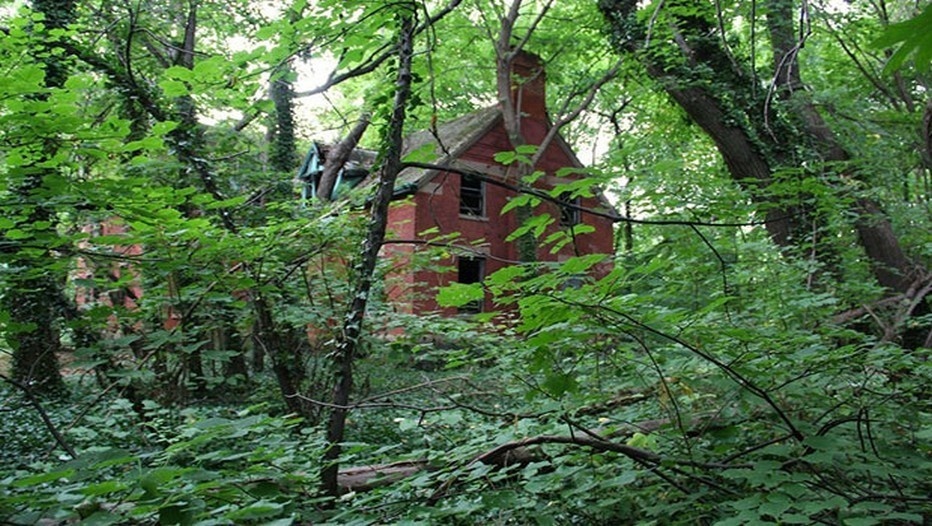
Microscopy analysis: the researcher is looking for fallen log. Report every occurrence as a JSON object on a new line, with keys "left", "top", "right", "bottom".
{"left": 575, "top": 391, "right": 649, "bottom": 416}
{"left": 338, "top": 459, "right": 431, "bottom": 492}
{"left": 334, "top": 418, "right": 680, "bottom": 493}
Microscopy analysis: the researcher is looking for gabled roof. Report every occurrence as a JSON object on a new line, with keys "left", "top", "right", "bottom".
{"left": 393, "top": 105, "right": 503, "bottom": 190}
{"left": 299, "top": 104, "right": 617, "bottom": 216}
{"left": 296, "top": 141, "right": 378, "bottom": 200}
{"left": 391, "top": 106, "right": 617, "bottom": 216}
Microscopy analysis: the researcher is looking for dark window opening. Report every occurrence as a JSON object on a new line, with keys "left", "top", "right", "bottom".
{"left": 460, "top": 174, "right": 485, "bottom": 216}
{"left": 559, "top": 192, "right": 580, "bottom": 227}
{"left": 457, "top": 256, "right": 485, "bottom": 313}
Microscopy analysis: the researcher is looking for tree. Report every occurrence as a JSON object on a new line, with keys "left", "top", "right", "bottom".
{"left": 600, "top": 0, "right": 925, "bottom": 296}
{"left": 0, "top": 0, "right": 82, "bottom": 396}
{"left": 2, "top": 1, "right": 930, "bottom": 523}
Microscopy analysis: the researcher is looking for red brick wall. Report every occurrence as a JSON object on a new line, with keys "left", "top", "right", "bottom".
{"left": 391, "top": 117, "right": 615, "bottom": 315}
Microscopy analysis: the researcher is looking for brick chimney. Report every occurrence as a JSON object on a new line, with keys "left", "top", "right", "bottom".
{"left": 510, "top": 49, "right": 547, "bottom": 120}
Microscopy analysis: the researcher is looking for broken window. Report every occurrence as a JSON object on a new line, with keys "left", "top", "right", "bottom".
{"left": 460, "top": 174, "right": 485, "bottom": 216}
{"left": 457, "top": 256, "right": 485, "bottom": 313}
{"left": 559, "top": 192, "right": 580, "bottom": 227}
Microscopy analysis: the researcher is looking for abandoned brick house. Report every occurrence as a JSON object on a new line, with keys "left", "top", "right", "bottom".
{"left": 297, "top": 51, "right": 616, "bottom": 316}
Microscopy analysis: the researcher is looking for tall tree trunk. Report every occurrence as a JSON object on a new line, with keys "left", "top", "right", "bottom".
{"left": 1, "top": 0, "right": 79, "bottom": 396}
{"left": 320, "top": 6, "right": 416, "bottom": 499}
{"left": 599, "top": 0, "right": 922, "bottom": 294}
{"left": 165, "top": 2, "right": 210, "bottom": 397}
{"left": 495, "top": 6, "right": 539, "bottom": 263}
{"left": 764, "top": 0, "right": 916, "bottom": 293}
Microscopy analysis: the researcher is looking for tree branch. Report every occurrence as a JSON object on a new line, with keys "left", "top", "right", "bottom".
{"left": 318, "top": 112, "right": 372, "bottom": 202}
{"left": 401, "top": 161, "right": 786, "bottom": 228}
{"left": 294, "top": 0, "right": 462, "bottom": 99}
{"left": 1, "top": 373, "right": 78, "bottom": 459}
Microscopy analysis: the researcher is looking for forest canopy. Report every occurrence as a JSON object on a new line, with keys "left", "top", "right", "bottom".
{"left": 0, "top": 0, "right": 929, "bottom": 524}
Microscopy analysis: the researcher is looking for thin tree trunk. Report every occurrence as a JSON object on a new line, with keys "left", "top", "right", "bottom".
{"left": 252, "top": 296, "right": 313, "bottom": 416}
{"left": 320, "top": 7, "right": 416, "bottom": 499}
{"left": 496, "top": 8, "right": 537, "bottom": 263}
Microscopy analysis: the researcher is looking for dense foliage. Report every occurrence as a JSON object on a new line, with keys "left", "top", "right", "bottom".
{"left": 1, "top": 0, "right": 930, "bottom": 524}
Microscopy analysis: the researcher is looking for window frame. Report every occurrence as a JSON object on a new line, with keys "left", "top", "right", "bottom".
{"left": 459, "top": 174, "right": 486, "bottom": 217}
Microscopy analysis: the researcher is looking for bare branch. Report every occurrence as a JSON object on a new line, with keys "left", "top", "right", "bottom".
{"left": 529, "top": 58, "right": 623, "bottom": 168}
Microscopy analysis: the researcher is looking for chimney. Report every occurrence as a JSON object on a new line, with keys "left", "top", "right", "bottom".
{"left": 510, "top": 49, "right": 547, "bottom": 120}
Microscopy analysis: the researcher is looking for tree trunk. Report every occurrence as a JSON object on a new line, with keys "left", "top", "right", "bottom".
{"left": 251, "top": 295, "right": 314, "bottom": 417}
{"left": 764, "top": 0, "right": 916, "bottom": 293}
{"left": 599, "top": 0, "right": 922, "bottom": 295}
{"left": 270, "top": 64, "right": 297, "bottom": 174}
{"left": 495, "top": 14, "right": 539, "bottom": 264}
{"left": 320, "top": 7, "right": 416, "bottom": 499}
{"left": 318, "top": 113, "right": 371, "bottom": 202}
{"left": 1, "top": 0, "right": 79, "bottom": 396}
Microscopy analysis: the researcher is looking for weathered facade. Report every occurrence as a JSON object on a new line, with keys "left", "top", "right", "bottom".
{"left": 301, "top": 52, "right": 616, "bottom": 316}
{"left": 384, "top": 118, "right": 615, "bottom": 315}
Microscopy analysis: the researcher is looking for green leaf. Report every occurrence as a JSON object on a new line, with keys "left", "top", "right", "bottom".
{"left": 160, "top": 79, "right": 189, "bottom": 97}
{"left": 5, "top": 229, "right": 31, "bottom": 240}
{"left": 139, "top": 467, "right": 186, "bottom": 496}
{"left": 873, "top": 4, "right": 932, "bottom": 73}
{"left": 559, "top": 254, "right": 606, "bottom": 274}
{"left": 436, "top": 282, "right": 484, "bottom": 308}
{"left": 515, "top": 144, "right": 539, "bottom": 155}
{"left": 163, "top": 65, "right": 194, "bottom": 81}
{"left": 80, "top": 480, "right": 129, "bottom": 496}
{"left": 501, "top": 194, "right": 537, "bottom": 215}
{"left": 204, "top": 195, "right": 247, "bottom": 210}
{"left": 494, "top": 151, "right": 518, "bottom": 165}
{"left": 255, "top": 23, "right": 279, "bottom": 40}
{"left": 122, "top": 136, "right": 164, "bottom": 153}
{"left": 402, "top": 143, "right": 437, "bottom": 163}
{"left": 151, "top": 120, "right": 179, "bottom": 136}
{"left": 486, "top": 264, "right": 527, "bottom": 286}
{"left": 12, "top": 468, "right": 75, "bottom": 487}
{"left": 758, "top": 496, "right": 791, "bottom": 519}
{"left": 542, "top": 371, "right": 578, "bottom": 396}
{"left": 224, "top": 500, "right": 285, "bottom": 520}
